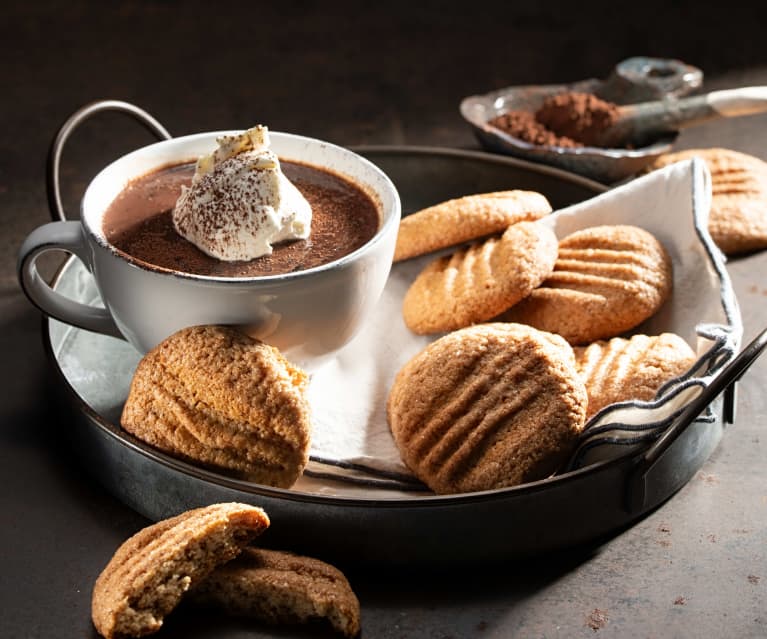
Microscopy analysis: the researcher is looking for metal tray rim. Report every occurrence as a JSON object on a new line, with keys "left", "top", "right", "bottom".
{"left": 43, "top": 145, "right": 730, "bottom": 512}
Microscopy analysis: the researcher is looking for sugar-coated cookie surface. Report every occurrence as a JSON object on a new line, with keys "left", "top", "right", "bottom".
{"left": 121, "top": 325, "right": 311, "bottom": 488}
{"left": 402, "top": 220, "right": 558, "bottom": 334}
{"left": 500, "top": 225, "right": 672, "bottom": 345}
{"left": 387, "top": 323, "right": 588, "bottom": 494}
{"left": 191, "top": 547, "right": 361, "bottom": 638}
{"left": 394, "top": 189, "right": 552, "bottom": 262}
{"left": 574, "top": 332, "right": 697, "bottom": 419}
{"left": 91, "top": 503, "right": 270, "bottom": 639}
{"left": 647, "top": 147, "right": 767, "bottom": 255}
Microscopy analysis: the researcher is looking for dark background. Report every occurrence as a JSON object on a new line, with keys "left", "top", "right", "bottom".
{"left": 2, "top": 2, "right": 766, "bottom": 638}
{"left": 5, "top": 0, "right": 767, "bottom": 216}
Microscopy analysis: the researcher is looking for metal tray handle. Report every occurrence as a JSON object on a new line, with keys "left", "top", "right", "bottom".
{"left": 627, "top": 327, "right": 767, "bottom": 512}
{"left": 46, "top": 99, "right": 172, "bottom": 222}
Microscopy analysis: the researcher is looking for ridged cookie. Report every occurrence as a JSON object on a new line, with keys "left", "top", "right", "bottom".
{"left": 191, "top": 548, "right": 361, "bottom": 638}
{"left": 387, "top": 323, "right": 588, "bottom": 494}
{"left": 646, "top": 147, "right": 767, "bottom": 255}
{"left": 402, "top": 220, "right": 558, "bottom": 334}
{"left": 121, "top": 325, "right": 311, "bottom": 488}
{"left": 500, "top": 225, "right": 672, "bottom": 345}
{"left": 92, "top": 503, "right": 270, "bottom": 639}
{"left": 394, "top": 190, "right": 552, "bottom": 262}
{"left": 574, "top": 333, "right": 697, "bottom": 419}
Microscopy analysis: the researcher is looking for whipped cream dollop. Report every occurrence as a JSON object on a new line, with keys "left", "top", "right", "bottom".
{"left": 172, "top": 125, "right": 312, "bottom": 261}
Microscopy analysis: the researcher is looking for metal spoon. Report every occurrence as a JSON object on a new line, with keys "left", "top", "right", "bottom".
{"left": 594, "top": 86, "right": 767, "bottom": 148}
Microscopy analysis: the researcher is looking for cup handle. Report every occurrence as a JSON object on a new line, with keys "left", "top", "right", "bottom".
{"left": 17, "top": 221, "right": 123, "bottom": 338}
{"left": 47, "top": 100, "right": 172, "bottom": 222}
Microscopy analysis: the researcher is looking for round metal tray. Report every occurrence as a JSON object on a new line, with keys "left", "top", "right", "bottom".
{"left": 43, "top": 145, "right": 761, "bottom": 566}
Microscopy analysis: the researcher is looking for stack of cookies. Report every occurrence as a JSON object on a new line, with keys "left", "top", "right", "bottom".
{"left": 389, "top": 190, "right": 697, "bottom": 494}
{"left": 396, "top": 191, "right": 674, "bottom": 343}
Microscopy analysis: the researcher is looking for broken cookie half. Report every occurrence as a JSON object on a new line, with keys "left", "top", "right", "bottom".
{"left": 91, "top": 503, "right": 361, "bottom": 638}
{"left": 91, "top": 502, "right": 270, "bottom": 639}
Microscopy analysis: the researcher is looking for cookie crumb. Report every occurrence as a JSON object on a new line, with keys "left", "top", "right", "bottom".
{"left": 657, "top": 523, "right": 672, "bottom": 547}
{"left": 748, "top": 575, "right": 761, "bottom": 585}
{"left": 674, "top": 596, "right": 686, "bottom": 605}
{"left": 586, "top": 608, "right": 609, "bottom": 631}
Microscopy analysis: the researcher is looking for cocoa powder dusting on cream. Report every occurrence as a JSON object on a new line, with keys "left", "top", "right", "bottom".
{"left": 102, "top": 161, "right": 379, "bottom": 277}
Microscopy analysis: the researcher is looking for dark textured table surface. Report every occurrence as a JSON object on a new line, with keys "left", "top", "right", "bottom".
{"left": 2, "top": 3, "right": 767, "bottom": 638}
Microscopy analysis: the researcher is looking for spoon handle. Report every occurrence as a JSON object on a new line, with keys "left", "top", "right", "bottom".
{"left": 706, "top": 86, "right": 767, "bottom": 117}
{"left": 659, "top": 87, "right": 767, "bottom": 131}
{"left": 612, "top": 87, "right": 767, "bottom": 146}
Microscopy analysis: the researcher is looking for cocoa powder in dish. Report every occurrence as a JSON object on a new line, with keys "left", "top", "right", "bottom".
{"left": 488, "top": 109, "right": 582, "bottom": 148}
{"left": 535, "top": 92, "right": 619, "bottom": 147}
{"left": 488, "top": 91, "right": 622, "bottom": 149}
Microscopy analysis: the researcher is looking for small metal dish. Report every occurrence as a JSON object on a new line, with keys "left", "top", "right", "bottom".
{"left": 460, "top": 57, "right": 702, "bottom": 184}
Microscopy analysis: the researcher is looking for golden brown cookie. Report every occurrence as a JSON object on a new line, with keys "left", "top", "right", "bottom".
{"left": 402, "top": 220, "right": 558, "bottom": 334}
{"left": 121, "top": 325, "right": 311, "bottom": 488}
{"left": 191, "top": 547, "right": 361, "bottom": 638}
{"left": 387, "top": 323, "right": 588, "bottom": 494}
{"left": 573, "top": 333, "right": 697, "bottom": 419}
{"left": 91, "top": 503, "right": 270, "bottom": 639}
{"left": 646, "top": 147, "right": 767, "bottom": 255}
{"left": 394, "top": 190, "right": 552, "bottom": 262}
{"left": 500, "top": 225, "right": 672, "bottom": 345}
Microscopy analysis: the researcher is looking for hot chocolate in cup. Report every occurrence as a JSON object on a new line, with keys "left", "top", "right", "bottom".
{"left": 18, "top": 130, "right": 401, "bottom": 370}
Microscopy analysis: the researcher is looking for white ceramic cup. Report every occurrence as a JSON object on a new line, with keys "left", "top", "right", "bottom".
{"left": 18, "top": 130, "right": 401, "bottom": 370}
